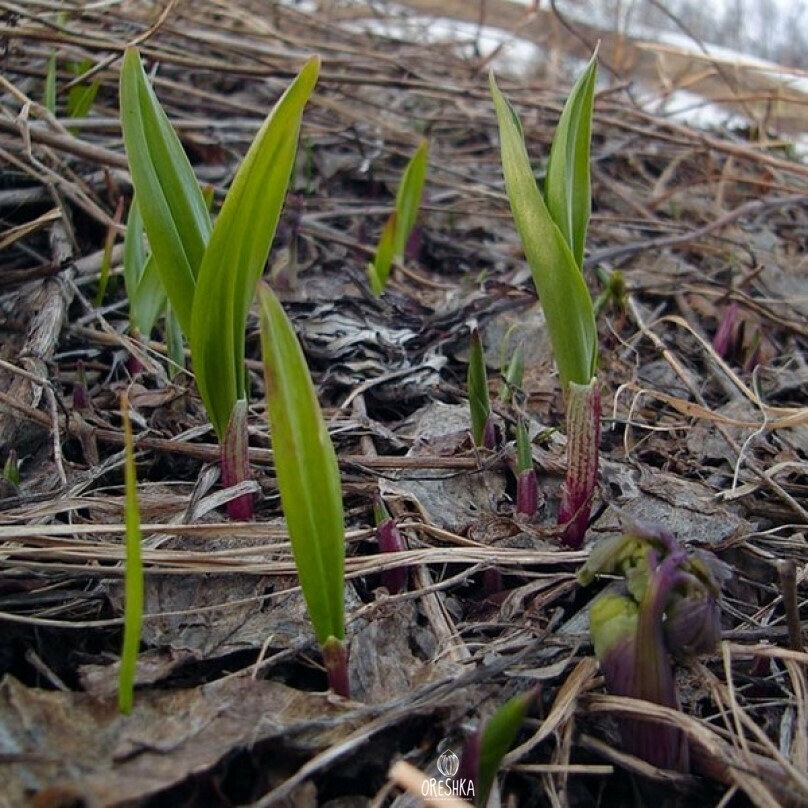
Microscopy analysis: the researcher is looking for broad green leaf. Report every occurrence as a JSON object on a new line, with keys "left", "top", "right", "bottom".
{"left": 392, "top": 139, "right": 428, "bottom": 257}
{"left": 119, "top": 47, "right": 211, "bottom": 336}
{"left": 124, "top": 197, "right": 166, "bottom": 337}
{"left": 490, "top": 72, "right": 596, "bottom": 388}
{"left": 119, "top": 394, "right": 144, "bottom": 715}
{"left": 467, "top": 327, "right": 490, "bottom": 447}
{"left": 191, "top": 56, "right": 319, "bottom": 438}
{"left": 477, "top": 689, "right": 535, "bottom": 804}
{"left": 545, "top": 51, "right": 598, "bottom": 269}
{"left": 258, "top": 283, "right": 344, "bottom": 645}
{"left": 369, "top": 211, "right": 397, "bottom": 296}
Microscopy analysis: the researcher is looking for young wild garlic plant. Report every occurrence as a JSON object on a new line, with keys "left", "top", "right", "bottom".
{"left": 578, "top": 520, "right": 729, "bottom": 771}
{"left": 120, "top": 49, "right": 319, "bottom": 520}
{"left": 258, "top": 283, "right": 349, "bottom": 697}
{"left": 369, "top": 139, "right": 429, "bottom": 295}
{"left": 490, "top": 52, "right": 600, "bottom": 549}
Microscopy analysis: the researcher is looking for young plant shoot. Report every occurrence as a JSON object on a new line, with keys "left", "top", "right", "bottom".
{"left": 458, "top": 687, "right": 537, "bottom": 806}
{"left": 369, "top": 139, "right": 429, "bottom": 295}
{"left": 579, "top": 521, "right": 729, "bottom": 771}
{"left": 490, "top": 53, "right": 600, "bottom": 549}
{"left": 515, "top": 418, "right": 538, "bottom": 517}
{"left": 120, "top": 49, "right": 320, "bottom": 520}
{"left": 119, "top": 393, "right": 144, "bottom": 715}
{"left": 373, "top": 492, "right": 408, "bottom": 595}
{"left": 468, "top": 327, "right": 496, "bottom": 449}
{"left": 258, "top": 283, "right": 349, "bottom": 697}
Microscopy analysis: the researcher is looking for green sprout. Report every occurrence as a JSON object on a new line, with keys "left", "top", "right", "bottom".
{"left": 490, "top": 51, "right": 600, "bottom": 549}
{"left": 119, "top": 392, "right": 144, "bottom": 715}
{"left": 515, "top": 418, "right": 538, "bottom": 517}
{"left": 66, "top": 59, "right": 101, "bottom": 121}
{"left": 120, "top": 49, "right": 320, "bottom": 519}
{"left": 468, "top": 327, "right": 496, "bottom": 449}
{"left": 369, "top": 139, "right": 429, "bottom": 295}
{"left": 459, "top": 687, "right": 537, "bottom": 805}
{"left": 258, "top": 283, "right": 348, "bottom": 697}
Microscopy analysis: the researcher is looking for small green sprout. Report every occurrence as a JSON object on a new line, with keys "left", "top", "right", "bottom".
{"left": 258, "top": 283, "right": 348, "bottom": 697}
{"left": 490, "top": 51, "right": 601, "bottom": 548}
{"left": 459, "top": 687, "right": 537, "bottom": 805}
{"left": 120, "top": 49, "right": 320, "bottom": 519}
{"left": 468, "top": 327, "right": 497, "bottom": 449}
{"left": 369, "top": 139, "right": 429, "bottom": 295}
{"left": 119, "top": 392, "right": 144, "bottom": 715}
{"left": 2, "top": 449, "right": 20, "bottom": 488}
{"left": 515, "top": 419, "right": 538, "bottom": 517}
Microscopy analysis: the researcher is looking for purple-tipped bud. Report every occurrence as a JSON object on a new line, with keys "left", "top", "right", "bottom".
{"left": 373, "top": 492, "right": 408, "bottom": 594}
{"left": 482, "top": 567, "right": 503, "bottom": 596}
{"left": 377, "top": 518, "right": 408, "bottom": 594}
{"left": 712, "top": 301, "right": 739, "bottom": 359}
{"left": 482, "top": 416, "right": 500, "bottom": 450}
{"left": 558, "top": 379, "right": 601, "bottom": 548}
{"left": 663, "top": 591, "right": 722, "bottom": 657}
{"left": 72, "top": 359, "right": 89, "bottom": 411}
{"left": 583, "top": 523, "right": 731, "bottom": 772}
{"left": 516, "top": 468, "right": 539, "bottom": 517}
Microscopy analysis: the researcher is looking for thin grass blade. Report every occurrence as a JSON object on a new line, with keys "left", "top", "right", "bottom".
{"left": 490, "top": 73, "right": 596, "bottom": 388}
{"left": 119, "top": 47, "right": 211, "bottom": 336}
{"left": 544, "top": 51, "right": 598, "bottom": 268}
{"left": 258, "top": 282, "right": 344, "bottom": 646}
{"left": 192, "top": 56, "right": 319, "bottom": 438}
{"left": 118, "top": 393, "right": 143, "bottom": 715}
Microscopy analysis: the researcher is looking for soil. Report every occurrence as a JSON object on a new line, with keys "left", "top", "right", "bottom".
{"left": 0, "top": 2, "right": 807, "bottom": 807}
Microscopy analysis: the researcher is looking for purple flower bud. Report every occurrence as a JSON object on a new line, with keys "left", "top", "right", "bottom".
{"left": 712, "top": 301, "right": 739, "bottom": 359}
{"left": 516, "top": 468, "right": 539, "bottom": 517}
{"left": 664, "top": 590, "right": 722, "bottom": 657}
{"left": 377, "top": 517, "right": 408, "bottom": 594}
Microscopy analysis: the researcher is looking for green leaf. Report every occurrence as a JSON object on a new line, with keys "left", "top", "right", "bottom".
{"left": 258, "top": 282, "right": 344, "bottom": 646}
{"left": 119, "top": 394, "right": 144, "bottom": 715}
{"left": 124, "top": 197, "right": 166, "bottom": 338}
{"left": 490, "top": 72, "right": 597, "bottom": 388}
{"left": 467, "top": 327, "right": 490, "bottom": 447}
{"left": 191, "top": 56, "right": 320, "bottom": 439}
{"left": 67, "top": 60, "right": 101, "bottom": 120}
{"left": 477, "top": 689, "right": 535, "bottom": 804}
{"left": 369, "top": 211, "right": 397, "bottom": 296}
{"left": 392, "top": 139, "right": 428, "bottom": 257}
{"left": 119, "top": 47, "right": 211, "bottom": 337}
{"left": 544, "top": 51, "right": 598, "bottom": 269}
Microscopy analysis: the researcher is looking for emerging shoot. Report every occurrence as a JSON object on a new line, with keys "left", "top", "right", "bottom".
{"left": 490, "top": 52, "right": 600, "bottom": 548}
{"left": 369, "top": 139, "right": 429, "bottom": 295}
{"left": 259, "top": 283, "right": 348, "bottom": 697}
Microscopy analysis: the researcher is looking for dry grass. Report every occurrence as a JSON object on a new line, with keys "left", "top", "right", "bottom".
{"left": 0, "top": 1, "right": 806, "bottom": 805}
